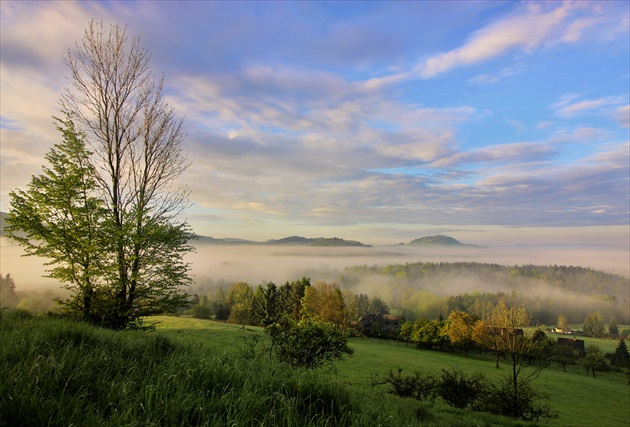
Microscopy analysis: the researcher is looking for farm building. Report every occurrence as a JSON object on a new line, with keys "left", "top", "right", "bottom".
{"left": 356, "top": 314, "right": 405, "bottom": 337}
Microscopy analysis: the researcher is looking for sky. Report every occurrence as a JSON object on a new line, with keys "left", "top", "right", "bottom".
{"left": 1, "top": 0, "right": 629, "bottom": 247}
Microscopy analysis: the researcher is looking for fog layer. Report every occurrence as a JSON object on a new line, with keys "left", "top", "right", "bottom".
{"left": 2, "top": 237, "right": 628, "bottom": 291}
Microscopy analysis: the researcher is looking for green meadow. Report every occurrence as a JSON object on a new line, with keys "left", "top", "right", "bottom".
{"left": 2, "top": 312, "right": 628, "bottom": 427}
{"left": 152, "top": 316, "right": 629, "bottom": 427}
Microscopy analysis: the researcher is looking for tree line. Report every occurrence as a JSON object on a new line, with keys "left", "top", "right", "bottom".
{"left": 187, "top": 277, "right": 389, "bottom": 330}
{"left": 340, "top": 262, "right": 629, "bottom": 324}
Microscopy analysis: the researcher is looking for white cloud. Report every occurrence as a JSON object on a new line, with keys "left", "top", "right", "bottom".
{"left": 417, "top": 2, "right": 574, "bottom": 78}
{"left": 551, "top": 94, "right": 627, "bottom": 118}
{"left": 416, "top": 1, "right": 627, "bottom": 79}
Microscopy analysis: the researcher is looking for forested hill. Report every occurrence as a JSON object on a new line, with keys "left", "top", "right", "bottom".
{"left": 409, "top": 235, "right": 460, "bottom": 245}
{"left": 344, "top": 261, "right": 629, "bottom": 302}
{"left": 196, "top": 235, "right": 371, "bottom": 247}
{"left": 407, "top": 235, "right": 477, "bottom": 246}
{"left": 339, "top": 261, "right": 629, "bottom": 324}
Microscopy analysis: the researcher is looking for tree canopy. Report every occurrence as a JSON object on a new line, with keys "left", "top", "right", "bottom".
{"left": 6, "top": 21, "right": 192, "bottom": 329}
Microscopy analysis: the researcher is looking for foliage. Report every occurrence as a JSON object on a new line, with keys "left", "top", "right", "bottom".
{"left": 444, "top": 311, "right": 477, "bottom": 355}
{"left": 7, "top": 117, "right": 108, "bottom": 321}
{"left": 301, "top": 282, "right": 351, "bottom": 330}
{"left": 371, "top": 368, "right": 438, "bottom": 402}
{"left": 551, "top": 341, "right": 580, "bottom": 372}
{"left": 6, "top": 22, "right": 193, "bottom": 330}
{"left": 344, "top": 261, "right": 629, "bottom": 324}
{"left": 410, "top": 318, "right": 447, "bottom": 350}
{"left": 583, "top": 312, "right": 606, "bottom": 338}
{"left": 374, "top": 366, "right": 557, "bottom": 422}
{"left": 437, "top": 368, "right": 488, "bottom": 409}
{"left": 608, "top": 317, "right": 619, "bottom": 338}
{"left": 227, "top": 282, "right": 254, "bottom": 325}
{"left": 477, "top": 376, "right": 558, "bottom": 422}
{"left": 556, "top": 314, "right": 567, "bottom": 330}
{"left": 582, "top": 345, "right": 609, "bottom": 377}
{"left": 610, "top": 339, "right": 630, "bottom": 369}
{"left": 266, "top": 316, "right": 353, "bottom": 370}
{"left": 252, "top": 282, "right": 280, "bottom": 326}
{"left": 0, "top": 273, "right": 18, "bottom": 309}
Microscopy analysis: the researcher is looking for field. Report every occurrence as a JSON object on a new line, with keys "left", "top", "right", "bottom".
{"left": 2, "top": 312, "right": 628, "bottom": 426}
{"left": 151, "top": 316, "right": 630, "bottom": 427}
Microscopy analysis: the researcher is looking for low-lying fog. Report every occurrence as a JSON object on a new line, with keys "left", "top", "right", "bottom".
{"left": 2, "top": 236, "right": 628, "bottom": 291}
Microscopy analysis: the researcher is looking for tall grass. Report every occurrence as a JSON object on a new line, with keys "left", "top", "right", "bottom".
{"left": 1, "top": 310, "right": 535, "bottom": 426}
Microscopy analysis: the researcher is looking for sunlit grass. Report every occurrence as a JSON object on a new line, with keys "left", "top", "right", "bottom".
{"left": 3, "top": 312, "right": 627, "bottom": 427}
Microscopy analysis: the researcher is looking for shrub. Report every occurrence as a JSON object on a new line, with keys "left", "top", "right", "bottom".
{"left": 371, "top": 368, "right": 438, "bottom": 403}
{"left": 437, "top": 368, "right": 488, "bottom": 409}
{"left": 477, "top": 376, "right": 558, "bottom": 422}
{"left": 266, "top": 316, "right": 353, "bottom": 369}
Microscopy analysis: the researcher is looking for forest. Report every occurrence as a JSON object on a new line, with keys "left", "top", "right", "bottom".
{"left": 185, "top": 261, "right": 629, "bottom": 328}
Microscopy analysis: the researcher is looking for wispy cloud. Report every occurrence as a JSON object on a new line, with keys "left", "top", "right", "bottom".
{"left": 551, "top": 94, "right": 628, "bottom": 118}
{"left": 416, "top": 1, "right": 626, "bottom": 78}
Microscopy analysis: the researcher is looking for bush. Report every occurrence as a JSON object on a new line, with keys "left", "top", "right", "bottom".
{"left": 374, "top": 367, "right": 557, "bottom": 422}
{"left": 477, "top": 376, "right": 558, "bottom": 422}
{"left": 266, "top": 317, "right": 353, "bottom": 369}
{"left": 437, "top": 368, "right": 488, "bottom": 409}
{"left": 371, "top": 368, "right": 438, "bottom": 402}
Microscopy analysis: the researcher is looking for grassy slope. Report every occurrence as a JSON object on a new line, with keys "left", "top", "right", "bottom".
{"left": 152, "top": 316, "right": 630, "bottom": 427}
{"left": 3, "top": 313, "right": 531, "bottom": 427}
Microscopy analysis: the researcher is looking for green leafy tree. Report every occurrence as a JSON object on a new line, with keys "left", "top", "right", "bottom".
{"left": 412, "top": 318, "right": 447, "bottom": 350}
{"left": 266, "top": 317, "right": 353, "bottom": 369}
{"left": 368, "top": 296, "right": 389, "bottom": 316}
{"left": 302, "top": 282, "right": 350, "bottom": 331}
{"left": 7, "top": 117, "right": 108, "bottom": 321}
{"left": 608, "top": 317, "right": 619, "bottom": 338}
{"left": 7, "top": 22, "right": 193, "bottom": 329}
{"left": 355, "top": 293, "right": 370, "bottom": 318}
{"left": 0, "top": 273, "right": 18, "bottom": 309}
{"left": 583, "top": 312, "right": 606, "bottom": 338}
{"left": 582, "top": 345, "right": 608, "bottom": 377}
{"left": 227, "top": 282, "right": 254, "bottom": 325}
{"left": 444, "top": 311, "right": 478, "bottom": 356}
{"left": 211, "top": 287, "right": 230, "bottom": 321}
{"left": 488, "top": 288, "right": 550, "bottom": 419}
{"left": 551, "top": 342, "right": 579, "bottom": 372}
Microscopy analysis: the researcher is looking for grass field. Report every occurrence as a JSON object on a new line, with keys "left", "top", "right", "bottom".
{"left": 2, "top": 312, "right": 627, "bottom": 426}
{"left": 3, "top": 312, "right": 535, "bottom": 427}
{"left": 152, "top": 316, "right": 630, "bottom": 427}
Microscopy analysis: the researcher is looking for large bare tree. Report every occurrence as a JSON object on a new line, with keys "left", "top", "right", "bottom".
{"left": 58, "top": 20, "right": 192, "bottom": 328}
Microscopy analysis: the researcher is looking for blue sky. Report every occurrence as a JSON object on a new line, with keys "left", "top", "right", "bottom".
{"left": 1, "top": 1, "right": 629, "bottom": 246}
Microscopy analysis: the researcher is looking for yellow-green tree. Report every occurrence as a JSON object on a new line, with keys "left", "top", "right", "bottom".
{"left": 489, "top": 288, "right": 548, "bottom": 419}
{"left": 444, "top": 311, "right": 478, "bottom": 356}
{"left": 301, "top": 282, "right": 350, "bottom": 331}
{"left": 227, "top": 282, "right": 254, "bottom": 325}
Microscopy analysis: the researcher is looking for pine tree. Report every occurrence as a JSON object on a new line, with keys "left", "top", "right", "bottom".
{"left": 610, "top": 339, "right": 630, "bottom": 368}
{"left": 0, "top": 273, "right": 18, "bottom": 308}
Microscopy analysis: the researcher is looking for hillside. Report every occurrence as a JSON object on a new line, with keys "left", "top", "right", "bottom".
{"left": 408, "top": 235, "right": 479, "bottom": 247}
{"left": 197, "top": 234, "right": 371, "bottom": 247}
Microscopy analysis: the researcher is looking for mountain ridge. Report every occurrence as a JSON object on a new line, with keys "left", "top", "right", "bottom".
{"left": 2, "top": 211, "right": 480, "bottom": 248}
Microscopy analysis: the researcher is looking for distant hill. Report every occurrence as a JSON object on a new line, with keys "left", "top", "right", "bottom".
{"left": 195, "top": 235, "right": 257, "bottom": 245}
{"left": 196, "top": 234, "right": 371, "bottom": 247}
{"left": 407, "top": 235, "right": 480, "bottom": 247}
